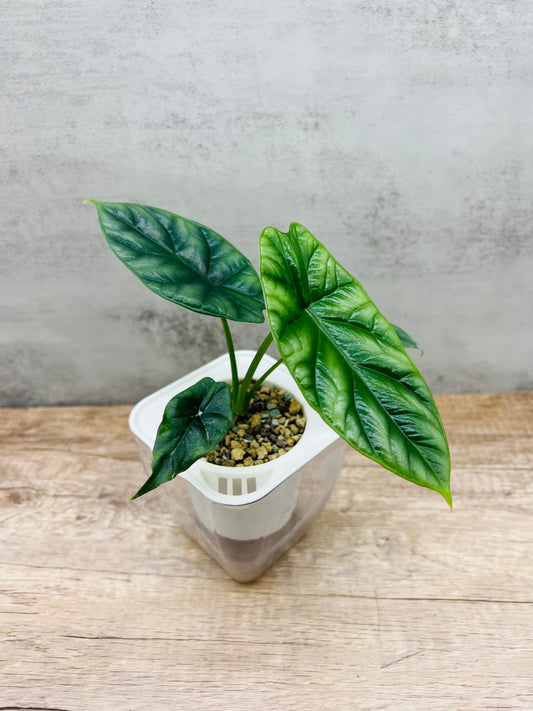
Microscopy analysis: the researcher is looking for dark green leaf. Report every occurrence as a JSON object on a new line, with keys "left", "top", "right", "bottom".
{"left": 131, "top": 377, "right": 233, "bottom": 499}
{"left": 260, "top": 223, "right": 451, "bottom": 506}
{"left": 392, "top": 323, "right": 423, "bottom": 355}
{"left": 87, "top": 201, "right": 265, "bottom": 323}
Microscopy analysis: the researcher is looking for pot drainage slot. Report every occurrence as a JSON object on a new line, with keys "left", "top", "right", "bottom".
{"left": 217, "top": 477, "right": 228, "bottom": 494}
{"left": 217, "top": 476, "right": 258, "bottom": 496}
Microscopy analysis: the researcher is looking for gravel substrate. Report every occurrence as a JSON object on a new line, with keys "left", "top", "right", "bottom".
{"left": 205, "top": 384, "right": 307, "bottom": 467}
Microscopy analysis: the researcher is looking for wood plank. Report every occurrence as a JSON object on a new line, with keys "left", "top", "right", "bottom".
{"left": 1, "top": 394, "right": 532, "bottom": 709}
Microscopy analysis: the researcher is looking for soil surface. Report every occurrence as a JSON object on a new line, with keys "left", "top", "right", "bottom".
{"left": 205, "top": 385, "right": 307, "bottom": 467}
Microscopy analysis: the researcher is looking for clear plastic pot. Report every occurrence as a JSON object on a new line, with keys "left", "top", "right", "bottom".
{"left": 129, "top": 351, "right": 346, "bottom": 582}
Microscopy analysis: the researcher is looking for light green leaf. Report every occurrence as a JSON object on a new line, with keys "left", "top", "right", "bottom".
{"left": 392, "top": 324, "right": 423, "bottom": 355}
{"left": 131, "top": 377, "right": 233, "bottom": 499}
{"left": 260, "top": 223, "right": 451, "bottom": 506}
{"left": 88, "top": 201, "right": 265, "bottom": 323}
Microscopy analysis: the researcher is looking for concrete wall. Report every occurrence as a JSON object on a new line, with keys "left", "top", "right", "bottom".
{"left": 1, "top": 0, "right": 532, "bottom": 406}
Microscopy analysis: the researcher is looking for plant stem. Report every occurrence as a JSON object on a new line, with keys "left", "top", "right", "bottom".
{"left": 242, "top": 358, "right": 283, "bottom": 412}
{"left": 221, "top": 318, "right": 239, "bottom": 409}
{"left": 234, "top": 332, "right": 273, "bottom": 415}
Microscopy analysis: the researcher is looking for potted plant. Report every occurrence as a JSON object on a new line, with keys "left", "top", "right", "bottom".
{"left": 88, "top": 200, "right": 451, "bottom": 582}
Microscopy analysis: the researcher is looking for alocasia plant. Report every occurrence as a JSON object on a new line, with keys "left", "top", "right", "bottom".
{"left": 88, "top": 200, "right": 451, "bottom": 506}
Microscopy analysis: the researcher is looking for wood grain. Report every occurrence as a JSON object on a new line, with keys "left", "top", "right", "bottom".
{"left": 1, "top": 394, "right": 532, "bottom": 710}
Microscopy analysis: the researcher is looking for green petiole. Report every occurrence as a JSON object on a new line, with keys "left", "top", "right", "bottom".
{"left": 233, "top": 332, "right": 273, "bottom": 415}
{"left": 221, "top": 318, "right": 239, "bottom": 410}
{"left": 242, "top": 358, "right": 283, "bottom": 412}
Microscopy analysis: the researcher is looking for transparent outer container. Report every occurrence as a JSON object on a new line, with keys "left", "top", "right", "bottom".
{"left": 130, "top": 351, "right": 347, "bottom": 582}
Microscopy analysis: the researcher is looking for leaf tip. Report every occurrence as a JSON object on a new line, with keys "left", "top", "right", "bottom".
{"left": 441, "top": 487, "right": 453, "bottom": 510}
{"left": 129, "top": 479, "right": 154, "bottom": 500}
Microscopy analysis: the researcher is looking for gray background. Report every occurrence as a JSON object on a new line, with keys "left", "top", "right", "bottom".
{"left": 1, "top": 0, "right": 532, "bottom": 406}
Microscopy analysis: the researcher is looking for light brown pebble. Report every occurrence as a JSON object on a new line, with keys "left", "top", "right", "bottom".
{"left": 222, "top": 460, "right": 236, "bottom": 467}
{"left": 231, "top": 448, "right": 245, "bottom": 461}
{"left": 295, "top": 416, "right": 307, "bottom": 428}
{"left": 289, "top": 398, "right": 302, "bottom": 415}
{"left": 256, "top": 446, "right": 267, "bottom": 460}
{"left": 237, "top": 429, "right": 246, "bottom": 438}
{"left": 243, "top": 457, "right": 254, "bottom": 467}
{"left": 260, "top": 386, "right": 270, "bottom": 394}
{"left": 268, "top": 453, "right": 279, "bottom": 460}
{"left": 249, "top": 413, "right": 262, "bottom": 430}
{"left": 290, "top": 424, "right": 299, "bottom": 434}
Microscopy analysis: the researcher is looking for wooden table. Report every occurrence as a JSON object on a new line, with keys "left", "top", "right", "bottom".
{"left": 1, "top": 393, "right": 532, "bottom": 710}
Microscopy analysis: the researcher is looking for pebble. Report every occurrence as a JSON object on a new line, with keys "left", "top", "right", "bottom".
{"left": 289, "top": 398, "right": 302, "bottom": 415}
{"left": 249, "top": 413, "right": 262, "bottom": 430}
{"left": 231, "top": 448, "right": 245, "bottom": 461}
